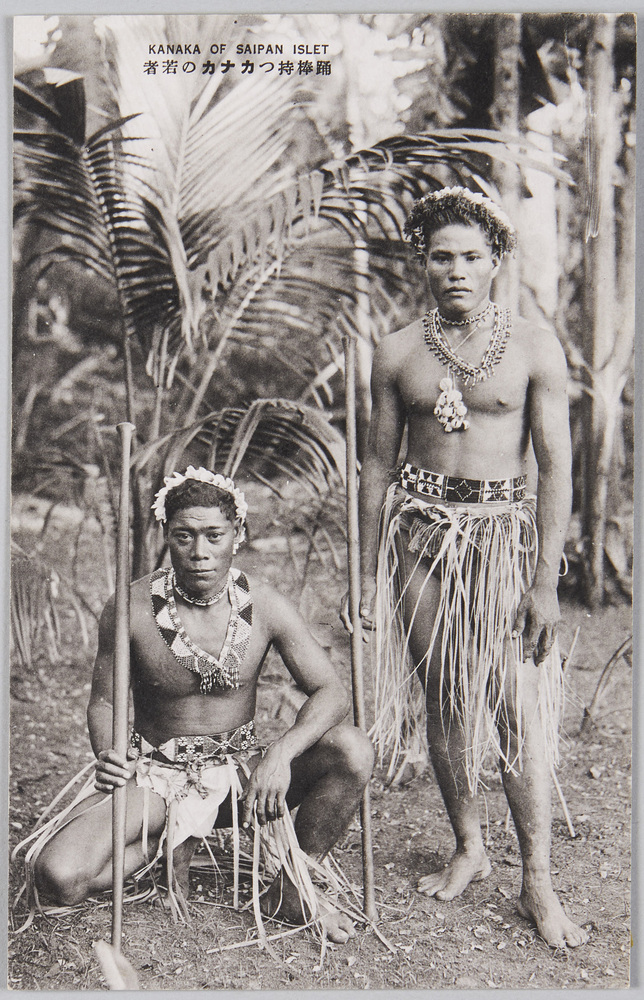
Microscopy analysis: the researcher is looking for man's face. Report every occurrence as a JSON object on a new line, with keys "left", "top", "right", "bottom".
{"left": 425, "top": 223, "right": 500, "bottom": 319}
{"left": 165, "top": 505, "right": 239, "bottom": 595}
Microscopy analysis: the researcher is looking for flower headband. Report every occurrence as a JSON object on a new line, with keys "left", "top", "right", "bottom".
{"left": 404, "top": 185, "right": 516, "bottom": 260}
{"left": 152, "top": 466, "right": 248, "bottom": 535}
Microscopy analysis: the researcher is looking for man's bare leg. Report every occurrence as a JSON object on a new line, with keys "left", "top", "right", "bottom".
{"left": 401, "top": 554, "right": 491, "bottom": 900}
{"left": 168, "top": 837, "right": 199, "bottom": 898}
{"left": 417, "top": 701, "right": 492, "bottom": 899}
{"left": 34, "top": 781, "right": 167, "bottom": 905}
{"left": 257, "top": 723, "right": 374, "bottom": 942}
{"left": 499, "top": 662, "right": 588, "bottom": 948}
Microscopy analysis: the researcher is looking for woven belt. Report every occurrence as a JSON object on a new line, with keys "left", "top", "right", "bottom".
{"left": 400, "top": 463, "right": 526, "bottom": 504}
{"left": 130, "top": 720, "right": 257, "bottom": 765}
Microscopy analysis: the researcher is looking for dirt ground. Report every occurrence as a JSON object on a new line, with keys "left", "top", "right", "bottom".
{"left": 8, "top": 493, "right": 632, "bottom": 990}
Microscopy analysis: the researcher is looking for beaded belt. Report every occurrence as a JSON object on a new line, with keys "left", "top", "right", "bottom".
{"left": 130, "top": 720, "right": 257, "bottom": 765}
{"left": 400, "top": 463, "right": 526, "bottom": 504}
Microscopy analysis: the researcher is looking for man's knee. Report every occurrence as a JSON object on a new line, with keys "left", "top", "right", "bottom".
{"left": 34, "top": 850, "right": 94, "bottom": 906}
{"left": 320, "top": 723, "right": 374, "bottom": 786}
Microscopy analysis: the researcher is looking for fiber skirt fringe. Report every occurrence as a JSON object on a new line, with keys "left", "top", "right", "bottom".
{"left": 12, "top": 753, "right": 363, "bottom": 954}
{"left": 11, "top": 754, "right": 259, "bottom": 927}
{"left": 372, "top": 484, "right": 564, "bottom": 790}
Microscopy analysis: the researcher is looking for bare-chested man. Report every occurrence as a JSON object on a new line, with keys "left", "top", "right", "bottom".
{"left": 34, "top": 468, "right": 373, "bottom": 942}
{"left": 343, "top": 187, "right": 588, "bottom": 948}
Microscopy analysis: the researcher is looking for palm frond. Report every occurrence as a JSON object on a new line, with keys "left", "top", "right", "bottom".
{"left": 96, "top": 15, "right": 300, "bottom": 224}
{"left": 15, "top": 88, "right": 190, "bottom": 359}
{"left": 188, "top": 127, "right": 572, "bottom": 316}
{"left": 134, "top": 398, "right": 344, "bottom": 489}
{"left": 93, "top": 15, "right": 304, "bottom": 356}
{"left": 164, "top": 228, "right": 415, "bottom": 423}
{"left": 224, "top": 241, "right": 410, "bottom": 345}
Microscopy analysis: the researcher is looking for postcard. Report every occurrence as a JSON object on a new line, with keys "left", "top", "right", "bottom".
{"left": 9, "top": 12, "right": 634, "bottom": 991}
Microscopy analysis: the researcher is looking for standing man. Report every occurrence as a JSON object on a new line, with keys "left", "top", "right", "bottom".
{"left": 28, "top": 467, "right": 373, "bottom": 942}
{"left": 345, "top": 187, "right": 587, "bottom": 948}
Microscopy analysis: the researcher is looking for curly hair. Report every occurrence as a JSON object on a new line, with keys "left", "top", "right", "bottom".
{"left": 164, "top": 480, "right": 237, "bottom": 526}
{"left": 403, "top": 186, "right": 517, "bottom": 262}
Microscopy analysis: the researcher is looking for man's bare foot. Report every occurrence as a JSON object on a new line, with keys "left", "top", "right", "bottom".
{"left": 417, "top": 848, "right": 492, "bottom": 900}
{"left": 160, "top": 838, "right": 197, "bottom": 900}
{"left": 262, "top": 872, "right": 355, "bottom": 943}
{"left": 319, "top": 907, "right": 356, "bottom": 943}
{"left": 157, "top": 861, "right": 190, "bottom": 901}
{"left": 517, "top": 886, "right": 589, "bottom": 948}
{"left": 171, "top": 856, "right": 191, "bottom": 900}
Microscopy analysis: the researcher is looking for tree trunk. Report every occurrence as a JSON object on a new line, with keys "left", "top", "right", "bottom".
{"left": 616, "top": 119, "right": 636, "bottom": 370}
{"left": 491, "top": 14, "right": 521, "bottom": 313}
{"left": 581, "top": 14, "right": 621, "bottom": 606}
{"left": 131, "top": 470, "right": 160, "bottom": 580}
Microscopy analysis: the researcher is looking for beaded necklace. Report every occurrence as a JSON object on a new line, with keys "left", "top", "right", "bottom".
{"left": 174, "top": 577, "right": 228, "bottom": 607}
{"left": 422, "top": 303, "right": 512, "bottom": 432}
{"left": 150, "top": 567, "right": 252, "bottom": 692}
{"left": 437, "top": 300, "right": 493, "bottom": 328}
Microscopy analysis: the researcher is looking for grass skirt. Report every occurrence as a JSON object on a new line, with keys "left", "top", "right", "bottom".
{"left": 372, "top": 484, "right": 564, "bottom": 790}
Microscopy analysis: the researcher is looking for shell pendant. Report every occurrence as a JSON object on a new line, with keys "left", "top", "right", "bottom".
{"left": 434, "top": 375, "right": 470, "bottom": 432}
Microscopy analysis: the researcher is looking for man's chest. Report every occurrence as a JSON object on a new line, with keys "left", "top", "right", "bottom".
{"left": 131, "top": 599, "right": 269, "bottom": 697}
{"left": 397, "top": 340, "right": 530, "bottom": 419}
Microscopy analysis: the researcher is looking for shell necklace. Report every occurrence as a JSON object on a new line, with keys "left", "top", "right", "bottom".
{"left": 437, "top": 300, "right": 493, "bottom": 328}
{"left": 422, "top": 303, "right": 512, "bottom": 432}
{"left": 150, "top": 567, "right": 253, "bottom": 692}
{"left": 173, "top": 577, "right": 228, "bottom": 606}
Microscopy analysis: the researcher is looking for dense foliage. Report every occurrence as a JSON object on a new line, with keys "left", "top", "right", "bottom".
{"left": 12, "top": 13, "right": 634, "bottom": 614}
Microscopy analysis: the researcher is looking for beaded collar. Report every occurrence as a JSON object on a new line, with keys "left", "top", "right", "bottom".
{"left": 150, "top": 567, "right": 252, "bottom": 692}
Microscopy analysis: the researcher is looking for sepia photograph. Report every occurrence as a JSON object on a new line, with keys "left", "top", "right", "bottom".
{"left": 9, "top": 11, "right": 635, "bottom": 991}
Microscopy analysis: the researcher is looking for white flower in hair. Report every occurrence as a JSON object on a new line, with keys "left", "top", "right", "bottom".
{"left": 426, "top": 186, "right": 515, "bottom": 233}
{"left": 404, "top": 184, "right": 516, "bottom": 261}
{"left": 152, "top": 466, "right": 248, "bottom": 532}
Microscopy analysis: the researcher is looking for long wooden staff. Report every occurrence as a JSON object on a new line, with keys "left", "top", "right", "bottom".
{"left": 343, "top": 334, "right": 378, "bottom": 923}
{"left": 93, "top": 422, "right": 139, "bottom": 989}
{"left": 112, "top": 421, "right": 135, "bottom": 949}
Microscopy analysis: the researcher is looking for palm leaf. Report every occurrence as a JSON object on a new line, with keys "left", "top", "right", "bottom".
{"left": 14, "top": 81, "right": 185, "bottom": 358}
{"left": 134, "top": 398, "right": 344, "bottom": 488}
{"left": 167, "top": 227, "right": 416, "bottom": 426}
{"left": 188, "top": 127, "right": 571, "bottom": 324}
{"left": 93, "top": 15, "right": 303, "bottom": 356}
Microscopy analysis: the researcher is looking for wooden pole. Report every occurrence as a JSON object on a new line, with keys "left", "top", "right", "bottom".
{"left": 343, "top": 334, "right": 378, "bottom": 923}
{"left": 111, "top": 422, "right": 135, "bottom": 951}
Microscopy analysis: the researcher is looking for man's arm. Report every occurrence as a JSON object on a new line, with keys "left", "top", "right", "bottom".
{"left": 87, "top": 596, "right": 132, "bottom": 791}
{"left": 242, "top": 587, "right": 351, "bottom": 826}
{"left": 342, "top": 337, "right": 406, "bottom": 629}
{"left": 513, "top": 330, "right": 572, "bottom": 663}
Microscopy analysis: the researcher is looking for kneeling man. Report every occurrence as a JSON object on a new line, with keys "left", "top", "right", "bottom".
{"left": 34, "top": 467, "right": 373, "bottom": 942}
